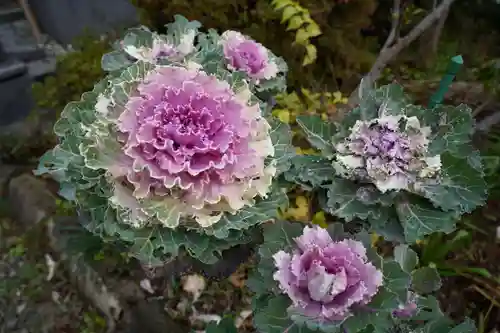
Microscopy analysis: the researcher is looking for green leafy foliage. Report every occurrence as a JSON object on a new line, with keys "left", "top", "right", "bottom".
{"left": 270, "top": 0, "right": 321, "bottom": 66}
{"left": 284, "top": 155, "right": 336, "bottom": 189}
{"left": 411, "top": 266, "right": 442, "bottom": 294}
{"left": 250, "top": 220, "right": 415, "bottom": 333}
{"left": 296, "top": 115, "right": 336, "bottom": 157}
{"left": 290, "top": 83, "right": 487, "bottom": 243}
{"left": 130, "top": 0, "right": 377, "bottom": 91}
{"left": 393, "top": 244, "right": 419, "bottom": 274}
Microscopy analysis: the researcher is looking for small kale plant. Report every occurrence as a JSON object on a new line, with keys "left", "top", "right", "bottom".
{"left": 246, "top": 220, "right": 476, "bottom": 333}
{"left": 286, "top": 83, "right": 488, "bottom": 243}
{"left": 34, "top": 15, "right": 293, "bottom": 266}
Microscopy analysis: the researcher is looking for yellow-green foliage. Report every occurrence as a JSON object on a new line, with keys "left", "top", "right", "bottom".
{"left": 32, "top": 34, "right": 111, "bottom": 116}
{"left": 130, "top": 0, "right": 377, "bottom": 90}
{"left": 270, "top": 0, "right": 321, "bottom": 66}
{"left": 273, "top": 89, "right": 347, "bottom": 125}
{"left": 274, "top": 89, "right": 347, "bottom": 225}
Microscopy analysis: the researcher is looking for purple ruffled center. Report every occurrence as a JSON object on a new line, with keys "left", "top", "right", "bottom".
{"left": 117, "top": 66, "right": 263, "bottom": 202}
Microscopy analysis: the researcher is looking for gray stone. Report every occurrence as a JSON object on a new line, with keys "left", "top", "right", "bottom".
{"left": 0, "top": 164, "right": 18, "bottom": 194}
{"left": 0, "top": 69, "right": 33, "bottom": 126}
{"left": 7, "top": 173, "right": 56, "bottom": 227}
{"left": 28, "top": 0, "right": 138, "bottom": 45}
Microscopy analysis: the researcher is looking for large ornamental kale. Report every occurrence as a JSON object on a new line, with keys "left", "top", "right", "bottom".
{"left": 287, "top": 84, "right": 487, "bottom": 243}
{"left": 34, "top": 15, "right": 293, "bottom": 265}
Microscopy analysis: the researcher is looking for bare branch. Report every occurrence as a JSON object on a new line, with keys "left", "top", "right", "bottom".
{"left": 347, "top": 0, "right": 457, "bottom": 107}
{"left": 382, "top": 0, "right": 402, "bottom": 50}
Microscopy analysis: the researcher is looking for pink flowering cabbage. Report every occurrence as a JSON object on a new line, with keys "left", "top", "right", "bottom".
{"left": 273, "top": 226, "right": 383, "bottom": 322}
{"left": 95, "top": 65, "right": 276, "bottom": 228}
{"left": 334, "top": 115, "right": 441, "bottom": 193}
{"left": 220, "top": 30, "right": 279, "bottom": 81}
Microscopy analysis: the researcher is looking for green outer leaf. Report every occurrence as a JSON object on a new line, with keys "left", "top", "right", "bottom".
{"left": 395, "top": 199, "right": 458, "bottom": 243}
{"left": 382, "top": 259, "right": 411, "bottom": 302}
{"left": 108, "top": 219, "right": 252, "bottom": 266}
{"left": 417, "top": 153, "right": 487, "bottom": 214}
{"left": 269, "top": 118, "right": 295, "bottom": 174}
{"left": 253, "top": 295, "right": 319, "bottom": 333}
{"left": 249, "top": 220, "right": 303, "bottom": 295}
{"left": 121, "top": 26, "right": 154, "bottom": 50}
{"left": 284, "top": 155, "right": 336, "bottom": 188}
{"left": 412, "top": 295, "right": 444, "bottom": 321}
{"left": 448, "top": 319, "right": 477, "bottom": 333}
{"left": 101, "top": 50, "right": 133, "bottom": 72}
{"left": 428, "top": 104, "right": 474, "bottom": 157}
{"left": 325, "top": 177, "right": 392, "bottom": 223}
{"left": 259, "top": 220, "right": 303, "bottom": 258}
{"left": 366, "top": 287, "right": 399, "bottom": 311}
{"left": 296, "top": 115, "right": 336, "bottom": 157}
{"left": 411, "top": 266, "right": 442, "bottom": 294}
{"left": 393, "top": 244, "right": 419, "bottom": 273}
{"left": 201, "top": 188, "right": 289, "bottom": 239}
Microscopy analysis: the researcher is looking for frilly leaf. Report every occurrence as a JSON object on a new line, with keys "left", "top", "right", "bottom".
{"left": 428, "top": 104, "right": 474, "bottom": 157}
{"left": 284, "top": 155, "right": 336, "bottom": 189}
{"left": 121, "top": 26, "right": 154, "bottom": 50}
{"left": 417, "top": 154, "right": 487, "bottom": 214}
{"left": 164, "top": 14, "right": 201, "bottom": 44}
{"left": 101, "top": 50, "right": 134, "bottom": 72}
{"left": 201, "top": 188, "right": 289, "bottom": 239}
{"left": 269, "top": 118, "right": 295, "bottom": 174}
{"left": 296, "top": 115, "right": 336, "bottom": 157}
{"left": 324, "top": 177, "right": 393, "bottom": 223}
{"left": 81, "top": 209, "right": 253, "bottom": 266}
{"left": 253, "top": 295, "right": 319, "bottom": 333}
{"left": 395, "top": 198, "right": 457, "bottom": 243}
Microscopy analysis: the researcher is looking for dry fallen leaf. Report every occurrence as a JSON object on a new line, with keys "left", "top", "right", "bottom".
{"left": 182, "top": 274, "right": 206, "bottom": 301}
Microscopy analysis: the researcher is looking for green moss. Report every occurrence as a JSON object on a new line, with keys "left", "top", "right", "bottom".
{"left": 31, "top": 33, "right": 111, "bottom": 117}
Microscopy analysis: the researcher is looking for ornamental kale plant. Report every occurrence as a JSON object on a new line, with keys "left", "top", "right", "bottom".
{"left": 247, "top": 220, "right": 476, "bottom": 333}
{"left": 34, "top": 15, "right": 294, "bottom": 266}
{"left": 286, "top": 83, "right": 488, "bottom": 243}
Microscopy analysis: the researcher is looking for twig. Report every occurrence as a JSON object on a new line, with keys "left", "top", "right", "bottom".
{"left": 347, "top": 0, "right": 457, "bottom": 107}
{"left": 382, "top": 0, "right": 401, "bottom": 50}
{"left": 472, "top": 96, "right": 495, "bottom": 117}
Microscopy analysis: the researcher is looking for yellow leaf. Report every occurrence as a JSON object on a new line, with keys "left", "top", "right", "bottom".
{"left": 281, "top": 6, "right": 298, "bottom": 23}
{"left": 272, "top": 0, "right": 293, "bottom": 10}
{"left": 370, "top": 232, "right": 380, "bottom": 247}
{"left": 312, "top": 211, "right": 328, "bottom": 228}
{"left": 302, "top": 44, "right": 317, "bottom": 66}
{"left": 287, "top": 15, "right": 304, "bottom": 31}
{"left": 283, "top": 196, "right": 310, "bottom": 222}
{"left": 305, "top": 23, "right": 322, "bottom": 38}
{"left": 275, "top": 109, "right": 291, "bottom": 123}
{"left": 321, "top": 113, "right": 328, "bottom": 121}
{"left": 295, "top": 27, "right": 309, "bottom": 45}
